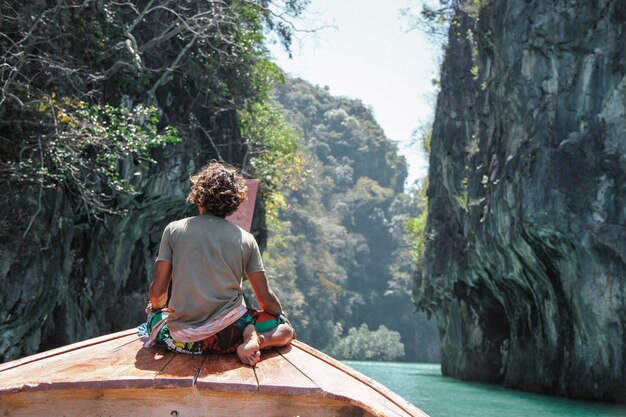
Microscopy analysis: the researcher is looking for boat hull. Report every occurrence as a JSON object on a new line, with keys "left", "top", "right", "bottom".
{"left": 3, "top": 387, "right": 374, "bottom": 417}
{"left": 0, "top": 329, "right": 428, "bottom": 417}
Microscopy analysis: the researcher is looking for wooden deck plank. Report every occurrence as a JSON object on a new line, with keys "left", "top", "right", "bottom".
{"left": 97, "top": 338, "right": 176, "bottom": 389}
{"left": 154, "top": 353, "right": 204, "bottom": 388}
{"left": 0, "top": 335, "right": 178, "bottom": 393}
{"left": 292, "top": 340, "right": 426, "bottom": 416}
{"left": 0, "top": 328, "right": 137, "bottom": 374}
{"left": 254, "top": 348, "right": 321, "bottom": 395}
{"left": 277, "top": 342, "right": 428, "bottom": 417}
{"left": 195, "top": 352, "right": 258, "bottom": 393}
{"left": 0, "top": 335, "right": 139, "bottom": 394}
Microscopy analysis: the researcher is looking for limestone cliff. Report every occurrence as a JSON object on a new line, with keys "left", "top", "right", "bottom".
{"left": 0, "top": 0, "right": 290, "bottom": 363}
{"left": 0, "top": 123, "right": 262, "bottom": 362}
{"left": 418, "top": 0, "right": 626, "bottom": 401}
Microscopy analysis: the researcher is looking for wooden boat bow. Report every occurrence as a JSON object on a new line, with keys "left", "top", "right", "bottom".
{"left": 0, "top": 329, "right": 428, "bottom": 416}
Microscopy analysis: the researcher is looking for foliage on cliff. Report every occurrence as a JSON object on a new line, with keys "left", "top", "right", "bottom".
{"left": 257, "top": 78, "right": 440, "bottom": 362}
{"left": 0, "top": 0, "right": 305, "bottom": 226}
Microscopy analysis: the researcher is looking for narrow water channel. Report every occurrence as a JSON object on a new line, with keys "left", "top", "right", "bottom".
{"left": 344, "top": 361, "right": 626, "bottom": 417}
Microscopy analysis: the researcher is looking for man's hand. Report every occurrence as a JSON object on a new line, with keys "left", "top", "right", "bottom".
{"left": 146, "top": 301, "right": 173, "bottom": 317}
{"left": 145, "top": 301, "right": 154, "bottom": 316}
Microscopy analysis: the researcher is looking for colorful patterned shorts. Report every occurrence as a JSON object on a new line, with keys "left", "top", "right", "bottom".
{"left": 146, "top": 308, "right": 285, "bottom": 355}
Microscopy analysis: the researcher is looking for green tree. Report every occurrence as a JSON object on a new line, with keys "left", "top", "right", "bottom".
{"left": 259, "top": 78, "right": 440, "bottom": 362}
{"left": 327, "top": 323, "right": 405, "bottom": 361}
{"left": 0, "top": 0, "right": 308, "bottom": 227}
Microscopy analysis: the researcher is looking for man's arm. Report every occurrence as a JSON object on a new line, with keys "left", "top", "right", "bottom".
{"left": 247, "top": 271, "right": 283, "bottom": 316}
{"left": 149, "top": 260, "right": 172, "bottom": 311}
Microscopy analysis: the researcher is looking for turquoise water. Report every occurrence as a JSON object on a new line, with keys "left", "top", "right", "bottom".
{"left": 345, "top": 361, "right": 626, "bottom": 417}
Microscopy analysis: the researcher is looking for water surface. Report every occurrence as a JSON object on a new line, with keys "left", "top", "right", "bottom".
{"left": 345, "top": 361, "right": 626, "bottom": 417}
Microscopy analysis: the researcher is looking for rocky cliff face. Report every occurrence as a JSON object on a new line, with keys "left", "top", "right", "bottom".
{"left": 0, "top": 121, "right": 260, "bottom": 363}
{"left": 418, "top": 0, "right": 626, "bottom": 401}
{"left": 0, "top": 1, "right": 288, "bottom": 363}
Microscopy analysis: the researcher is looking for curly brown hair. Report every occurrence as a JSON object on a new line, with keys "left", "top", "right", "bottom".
{"left": 186, "top": 162, "right": 248, "bottom": 218}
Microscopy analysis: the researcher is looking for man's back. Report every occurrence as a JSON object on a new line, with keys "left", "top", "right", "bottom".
{"left": 157, "top": 214, "right": 264, "bottom": 332}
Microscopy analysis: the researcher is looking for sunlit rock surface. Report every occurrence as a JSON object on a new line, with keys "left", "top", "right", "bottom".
{"left": 418, "top": 0, "right": 626, "bottom": 401}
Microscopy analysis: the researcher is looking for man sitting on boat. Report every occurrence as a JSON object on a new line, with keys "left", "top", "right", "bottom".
{"left": 144, "top": 162, "right": 294, "bottom": 366}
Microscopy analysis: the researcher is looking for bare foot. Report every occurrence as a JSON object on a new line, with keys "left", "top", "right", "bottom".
{"left": 237, "top": 324, "right": 261, "bottom": 366}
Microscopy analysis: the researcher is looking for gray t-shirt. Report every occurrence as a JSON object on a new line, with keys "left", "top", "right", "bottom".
{"left": 156, "top": 214, "right": 264, "bottom": 332}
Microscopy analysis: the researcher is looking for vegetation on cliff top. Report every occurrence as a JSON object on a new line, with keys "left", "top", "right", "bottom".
{"left": 0, "top": 0, "right": 305, "bottom": 235}
{"left": 254, "top": 78, "right": 439, "bottom": 362}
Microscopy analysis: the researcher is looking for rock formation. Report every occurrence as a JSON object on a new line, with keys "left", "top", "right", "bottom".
{"left": 0, "top": 122, "right": 260, "bottom": 363}
{"left": 0, "top": 0, "right": 287, "bottom": 363}
{"left": 418, "top": 0, "right": 626, "bottom": 401}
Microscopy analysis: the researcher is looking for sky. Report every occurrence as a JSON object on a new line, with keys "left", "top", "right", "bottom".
{"left": 267, "top": 0, "right": 441, "bottom": 186}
